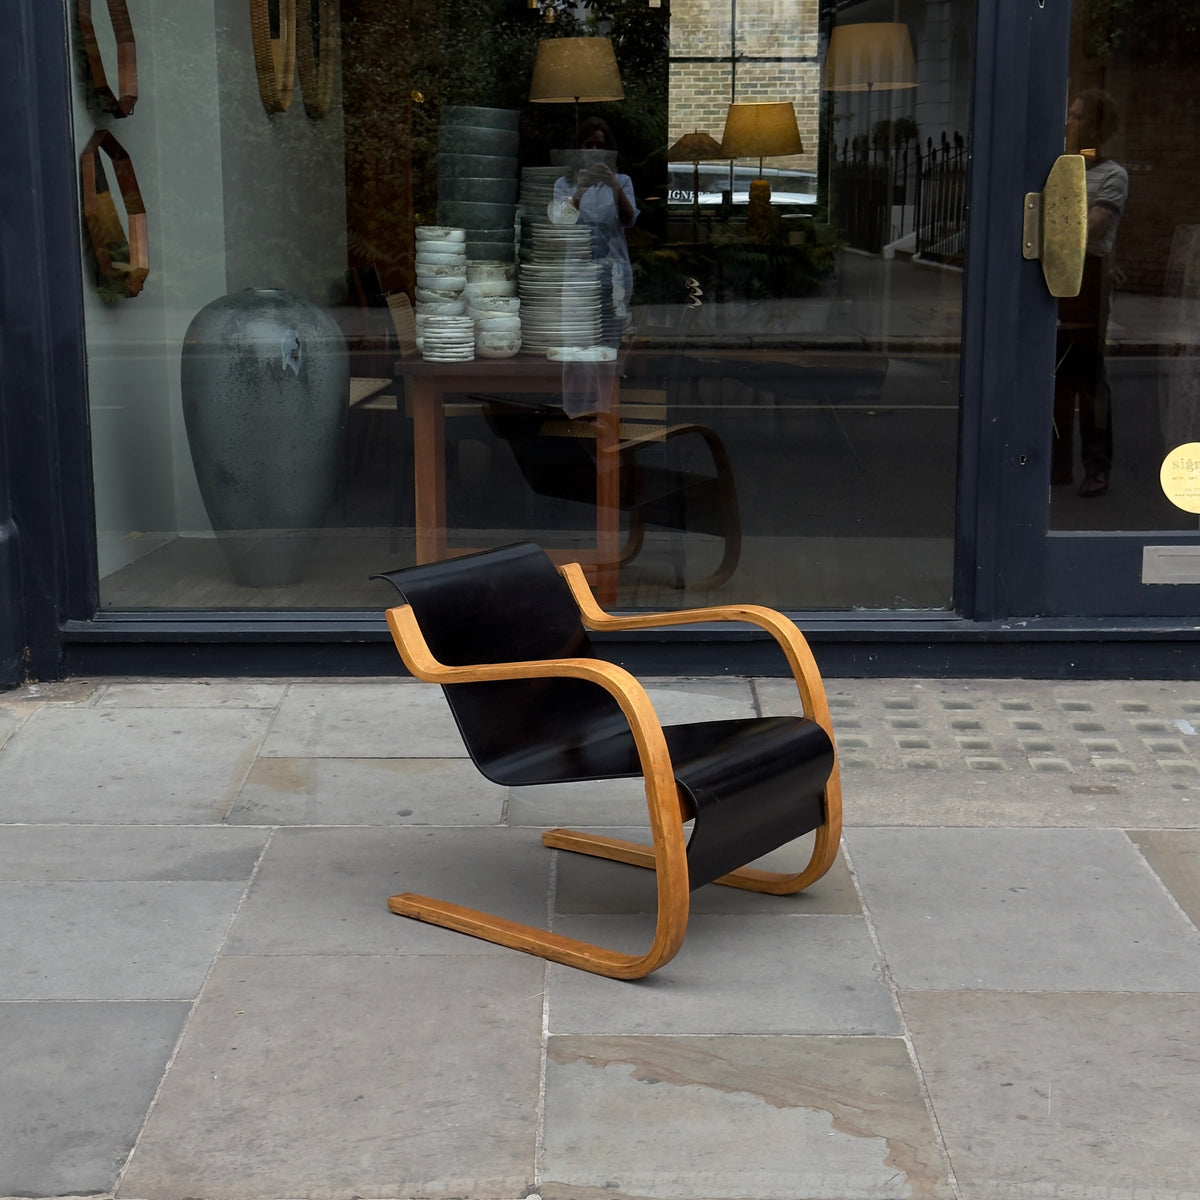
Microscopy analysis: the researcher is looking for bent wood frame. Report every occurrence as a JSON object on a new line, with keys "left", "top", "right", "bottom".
{"left": 383, "top": 564, "right": 842, "bottom": 979}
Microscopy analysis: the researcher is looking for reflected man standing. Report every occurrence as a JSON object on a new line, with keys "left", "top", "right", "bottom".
{"left": 1052, "top": 89, "right": 1129, "bottom": 497}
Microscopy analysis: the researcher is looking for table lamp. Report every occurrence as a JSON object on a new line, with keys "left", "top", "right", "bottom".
{"left": 667, "top": 130, "right": 724, "bottom": 222}
{"left": 529, "top": 37, "right": 624, "bottom": 145}
{"left": 720, "top": 101, "right": 803, "bottom": 235}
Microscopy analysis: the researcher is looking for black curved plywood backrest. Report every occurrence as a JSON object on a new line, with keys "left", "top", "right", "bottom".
{"left": 375, "top": 543, "right": 628, "bottom": 784}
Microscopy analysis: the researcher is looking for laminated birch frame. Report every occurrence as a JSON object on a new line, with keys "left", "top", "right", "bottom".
{"left": 250, "top": 0, "right": 296, "bottom": 113}
{"left": 77, "top": 0, "right": 138, "bottom": 117}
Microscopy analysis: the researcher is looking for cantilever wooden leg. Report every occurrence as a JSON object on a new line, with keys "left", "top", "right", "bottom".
{"left": 389, "top": 774, "right": 693, "bottom": 979}
{"left": 386, "top": 889, "right": 683, "bottom": 978}
{"left": 543, "top": 767, "right": 843, "bottom": 898}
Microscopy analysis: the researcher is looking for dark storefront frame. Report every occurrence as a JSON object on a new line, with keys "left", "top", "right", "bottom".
{"left": 3, "top": 0, "right": 1199, "bottom": 688}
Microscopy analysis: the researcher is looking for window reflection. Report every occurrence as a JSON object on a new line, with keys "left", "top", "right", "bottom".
{"left": 1050, "top": 3, "right": 1200, "bottom": 532}
{"left": 81, "top": 0, "right": 971, "bottom": 613}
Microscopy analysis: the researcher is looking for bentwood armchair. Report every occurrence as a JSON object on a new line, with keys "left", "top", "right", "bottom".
{"left": 481, "top": 393, "right": 742, "bottom": 589}
{"left": 375, "top": 542, "right": 841, "bottom": 979}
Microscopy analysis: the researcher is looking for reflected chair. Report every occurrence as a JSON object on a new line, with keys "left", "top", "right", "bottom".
{"left": 481, "top": 390, "right": 741, "bottom": 588}
{"left": 375, "top": 541, "right": 842, "bottom": 979}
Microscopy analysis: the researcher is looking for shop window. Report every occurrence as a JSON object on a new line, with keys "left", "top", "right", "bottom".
{"left": 73, "top": 0, "right": 970, "bottom": 613}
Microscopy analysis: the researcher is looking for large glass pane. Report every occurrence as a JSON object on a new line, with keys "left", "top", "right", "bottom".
{"left": 1050, "top": 2, "right": 1200, "bottom": 532}
{"left": 75, "top": 0, "right": 971, "bottom": 612}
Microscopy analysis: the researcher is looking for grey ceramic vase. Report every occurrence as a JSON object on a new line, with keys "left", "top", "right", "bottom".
{"left": 181, "top": 288, "right": 348, "bottom": 587}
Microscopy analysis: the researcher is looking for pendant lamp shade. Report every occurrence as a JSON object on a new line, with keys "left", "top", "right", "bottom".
{"left": 822, "top": 22, "right": 917, "bottom": 92}
{"left": 529, "top": 37, "right": 624, "bottom": 103}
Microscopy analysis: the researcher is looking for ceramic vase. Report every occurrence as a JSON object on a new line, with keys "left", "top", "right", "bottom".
{"left": 181, "top": 287, "right": 348, "bottom": 587}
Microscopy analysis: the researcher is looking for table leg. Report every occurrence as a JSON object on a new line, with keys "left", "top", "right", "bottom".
{"left": 410, "top": 379, "right": 446, "bottom": 564}
{"left": 593, "top": 373, "right": 621, "bottom": 606}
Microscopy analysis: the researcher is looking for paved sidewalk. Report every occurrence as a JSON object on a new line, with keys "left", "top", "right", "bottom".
{"left": 2, "top": 674, "right": 1200, "bottom": 1200}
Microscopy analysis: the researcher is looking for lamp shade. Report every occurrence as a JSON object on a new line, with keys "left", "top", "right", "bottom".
{"left": 719, "top": 102, "right": 804, "bottom": 159}
{"left": 822, "top": 23, "right": 917, "bottom": 92}
{"left": 529, "top": 38, "right": 624, "bottom": 103}
{"left": 667, "top": 131, "right": 723, "bottom": 162}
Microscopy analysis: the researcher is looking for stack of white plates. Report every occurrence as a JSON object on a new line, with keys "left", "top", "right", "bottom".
{"left": 419, "top": 315, "right": 476, "bottom": 362}
{"left": 465, "top": 261, "right": 520, "bottom": 358}
{"left": 415, "top": 227, "right": 469, "bottom": 356}
{"left": 530, "top": 223, "right": 593, "bottom": 263}
{"left": 518, "top": 261, "right": 604, "bottom": 353}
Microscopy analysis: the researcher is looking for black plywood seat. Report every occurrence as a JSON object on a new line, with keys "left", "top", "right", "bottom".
{"left": 374, "top": 542, "right": 842, "bottom": 977}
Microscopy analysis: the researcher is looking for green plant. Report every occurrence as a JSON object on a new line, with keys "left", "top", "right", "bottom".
{"left": 631, "top": 218, "right": 841, "bottom": 306}
{"left": 1080, "top": 0, "right": 1200, "bottom": 60}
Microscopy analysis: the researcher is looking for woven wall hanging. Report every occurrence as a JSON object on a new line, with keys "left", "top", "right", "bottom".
{"left": 297, "top": 0, "right": 338, "bottom": 118}
{"left": 250, "top": 0, "right": 296, "bottom": 113}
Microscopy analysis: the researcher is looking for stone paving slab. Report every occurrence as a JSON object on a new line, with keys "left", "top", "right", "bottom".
{"left": 0, "top": 825, "right": 267, "bottom": 881}
{"left": 117, "top": 954, "right": 544, "bottom": 1200}
{"left": 846, "top": 827, "right": 1200, "bottom": 991}
{"left": 759, "top": 678, "right": 1200, "bottom": 829}
{"left": 0, "top": 679, "right": 101, "bottom": 709}
{"left": 1, "top": 674, "right": 1199, "bottom": 1199}
{"left": 224, "top": 826, "right": 553, "bottom": 956}
{"left": 0, "top": 880, "right": 249, "bottom": 1000}
{"left": 546, "top": 915, "right": 898, "bottom": 1035}
{"left": 96, "top": 681, "right": 289, "bottom": 708}
{"left": 902, "top": 991, "right": 1200, "bottom": 1200}
{"left": 259, "top": 681, "right": 464, "bottom": 758}
{"left": 0, "top": 706, "right": 21, "bottom": 751}
{"left": 541, "top": 1035, "right": 952, "bottom": 1200}
{"left": 229, "top": 755, "right": 507, "bottom": 825}
{"left": 639, "top": 679, "right": 757, "bottom": 723}
{"left": 0, "top": 1001, "right": 189, "bottom": 1197}
{"left": 0, "top": 706, "right": 271, "bottom": 824}
{"left": 1128, "top": 828, "right": 1200, "bottom": 929}
{"left": 507, "top": 776, "right": 649, "bottom": 826}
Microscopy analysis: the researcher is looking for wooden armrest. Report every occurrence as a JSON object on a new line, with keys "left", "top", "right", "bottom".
{"left": 385, "top": 604, "right": 676, "bottom": 785}
{"left": 558, "top": 563, "right": 832, "bottom": 733}
{"left": 608, "top": 422, "right": 721, "bottom": 453}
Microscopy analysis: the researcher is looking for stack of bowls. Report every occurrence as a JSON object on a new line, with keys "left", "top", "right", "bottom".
{"left": 414, "top": 226, "right": 472, "bottom": 360}
{"left": 465, "top": 261, "right": 520, "bottom": 358}
{"left": 437, "top": 107, "right": 520, "bottom": 263}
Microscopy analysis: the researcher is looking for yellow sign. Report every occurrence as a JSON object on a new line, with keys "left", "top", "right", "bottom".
{"left": 1160, "top": 442, "right": 1200, "bottom": 514}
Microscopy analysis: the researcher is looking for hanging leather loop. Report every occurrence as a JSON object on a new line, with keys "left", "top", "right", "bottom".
{"left": 80, "top": 130, "right": 149, "bottom": 298}
{"left": 77, "top": 0, "right": 138, "bottom": 117}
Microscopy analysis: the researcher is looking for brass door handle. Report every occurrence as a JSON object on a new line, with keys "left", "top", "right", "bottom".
{"left": 1022, "top": 154, "right": 1088, "bottom": 297}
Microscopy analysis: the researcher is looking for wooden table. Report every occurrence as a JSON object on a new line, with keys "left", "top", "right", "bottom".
{"left": 397, "top": 354, "right": 623, "bottom": 604}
